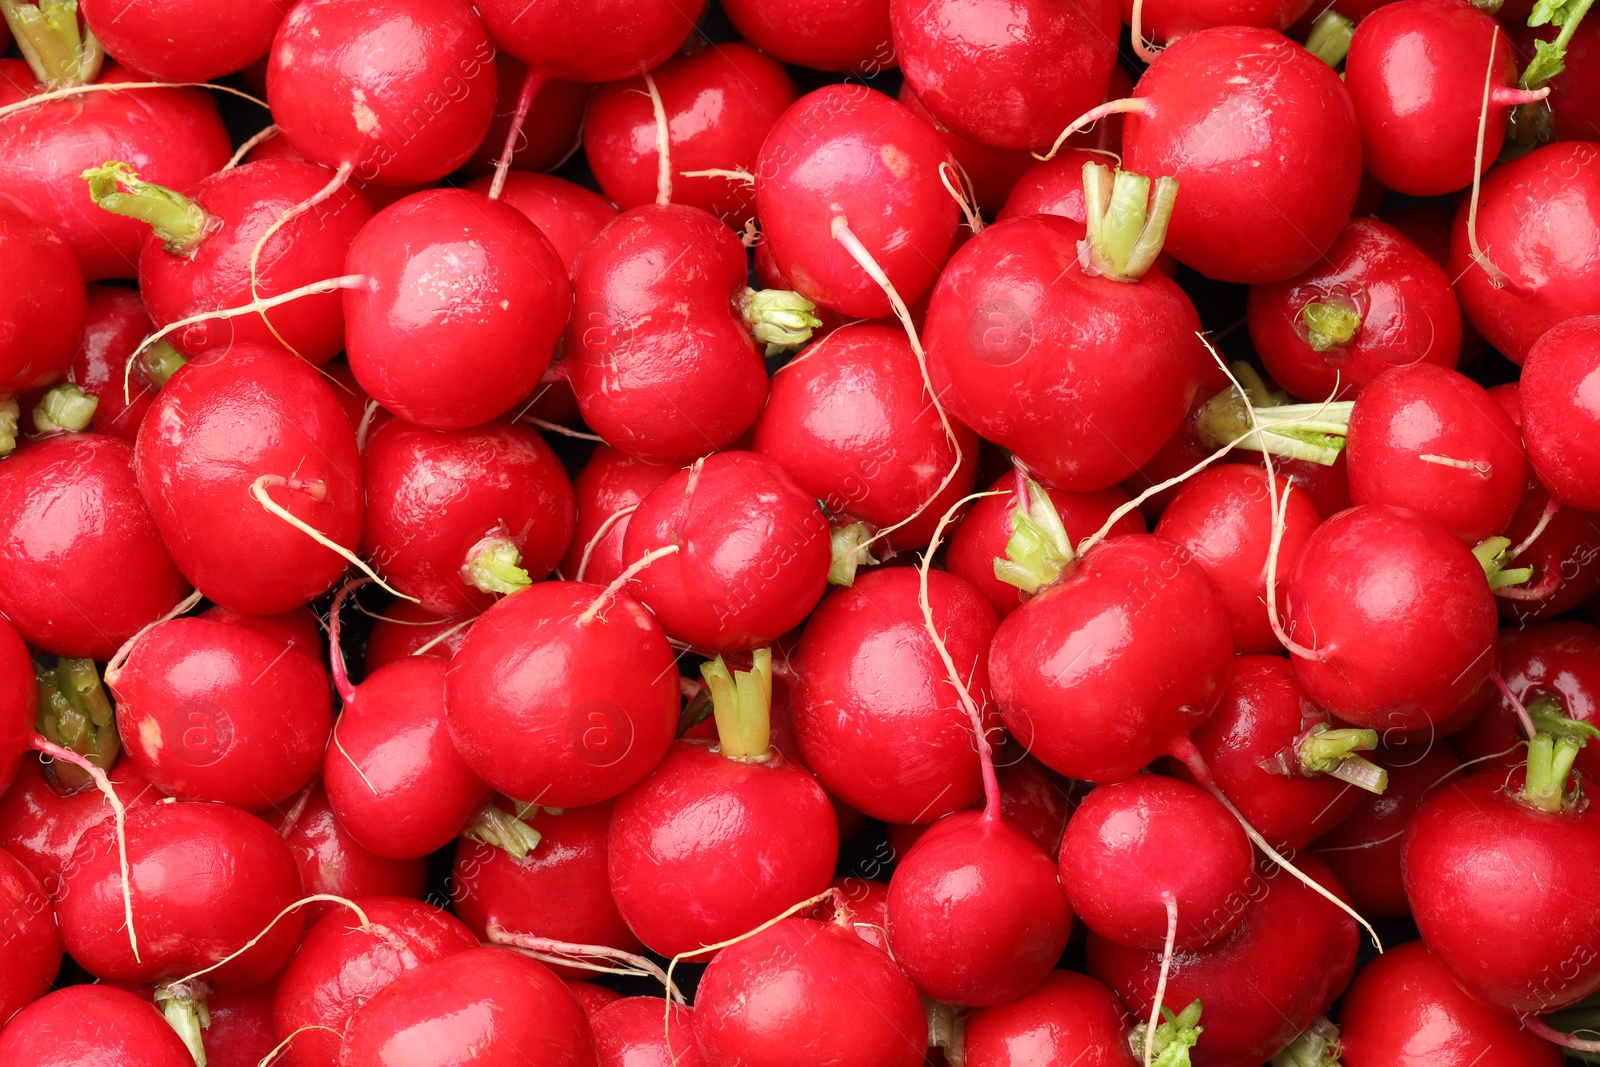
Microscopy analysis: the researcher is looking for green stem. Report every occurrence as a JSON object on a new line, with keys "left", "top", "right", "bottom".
{"left": 142, "top": 341, "right": 188, "bottom": 388}
{"left": 1231, "top": 362, "right": 1282, "bottom": 409}
{"left": 1132, "top": 1000, "right": 1204, "bottom": 1067}
{"left": 463, "top": 536, "right": 531, "bottom": 596}
{"left": 1520, "top": 732, "right": 1582, "bottom": 812}
{"left": 154, "top": 983, "right": 211, "bottom": 1067}
{"left": 463, "top": 800, "right": 543, "bottom": 860}
{"left": 1300, "top": 299, "right": 1361, "bottom": 351}
{"left": 1473, "top": 536, "right": 1537, "bottom": 590}
{"left": 1194, "top": 387, "right": 1353, "bottom": 466}
{"left": 740, "top": 287, "right": 822, "bottom": 356}
{"left": 35, "top": 658, "right": 119, "bottom": 792}
{"left": 994, "top": 478, "right": 1074, "bottom": 593}
{"left": 828, "top": 520, "right": 874, "bottom": 587}
{"left": 1081, "top": 161, "right": 1178, "bottom": 282}
{"left": 0, "top": 397, "right": 18, "bottom": 458}
{"left": 702, "top": 648, "right": 772, "bottom": 762}
{"left": 32, "top": 382, "right": 97, "bottom": 433}
{"left": 1520, "top": 0, "right": 1595, "bottom": 90}
{"left": 81, "top": 162, "right": 212, "bottom": 254}
{"left": 1304, "top": 11, "right": 1355, "bottom": 68}
{"left": 1271, "top": 1017, "right": 1342, "bottom": 1067}
{"left": 0, "top": 0, "right": 103, "bottom": 88}
{"left": 1298, "top": 725, "right": 1388, "bottom": 794}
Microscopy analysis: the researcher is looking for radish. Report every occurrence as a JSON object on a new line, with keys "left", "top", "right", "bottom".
{"left": 460, "top": 58, "right": 589, "bottom": 178}
{"left": 467, "top": 172, "right": 617, "bottom": 275}
{"left": 61, "top": 285, "right": 157, "bottom": 441}
{"left": 0, "top": 985, "right": 194, "bottom": 1067}
{"left": 1337, "top": 940, "right": 1564, "bottom": 1067}
{"left": 995, "top": 147, "right": 1160, "bottom": 247}
{"left": 1059, "top": 774, "right": 1254, "bottom": 951}
{"left": 622, "top": 452, "right": 831, "bottom": 653}
{"left": 0, "top": 432, "right": 190, "bottom": 659}
{"left": 560, "top": 445, "right": 674, "bottom": 588}
{"left": 445, "top": 579, "right": 679, "bottom": 807}
{"left": 721, "top": 0, "right": 894, "bottom": 73}
{"left": 201, "top": 603, "right": 320, "bottom": 653}
{"left": 274, "top": 780, "right": 427, "bottom": 925}
{"left": 1123, "top": 0, "right": 1313, "bottom": 45}
{"left": 1455, "top": 622, "right": 1600, "bottom": 782}
{"left": 364, "top": 600, "right": 474, "bottom": 672}
{"left": 266, "top": 0, "right": 496, "bottom": 186}
{"left": 343, "top": 188, "right": 572, "bottom": 431}
{"left": 1509, "top": 14, "right": 1600, "bottom": 144}
{"left": 188, "top": 984, "right": 277, "bottom": 1067}
{"left": 692, "top": 911, "right": 926, "bottom": 1067}
{"left": 0, "top": 845, "right": 59, "bottom": 1023}
{"left": 273, "top": 896, "right": 479, "bottom": 1067}
{"left": 756, "top": 85, "right": 958, "bottom": 319}
{"left": 569, "top": 983, "right": 624, "bottom": 1020}
{"left": 592, "top": 998, "right": 704, "bottom": 1067}
{"left": 1089, "top": 855, "right": 1357, "bottom": 1067}
{"left": 1492, "top": 471, "right": 1600, "bottom": 622}
{"left": 609, "top": 651, "right": 839, "bottom": 958}
{"left": 78, "top": 0, "right": 284, "bottom": 81}
{"left": 0, "top": 64, "right": 232, "bottom": 280}
{"left": 85, "top": 159, "right": 372, "bottom": 364}
{"left": 340, "top": 946, "right": 598, "bottom": 1067}
{"left": 473, "top": 0, "right": 694, "bottom": 83}
{"left": 0, "top": 755, "right": 156, "bottom": 898}
{"left": 134, "top": 342, "right": 365, "bottom": 616}
{"left": 1154, "top": 464, "right": 1321, "bottom": 654}
{"left": 791, "top": 567, "right": 998, "bottom": 824}
{"left": 1521, "top": 316, "right": 1600, "bottom": 511}
{"left": 361, "top": 417, "right": 575, "bottom": 615}
{"left": 898, "top": 85, "right": 1033, "bottom": 218}
{"left": 584, "top": 45, "right": 797, "bottom": 229}
{"left": 889, "top": 0, "right": 1119, "bottom": 151}
{"left": 1447, "top": 142, "right": 1600, "bottom": 364}
{"left": 0, "top": 191, "right": 83, "bottom": 418}
{"left": 1246, "top": 217, "right": 1463, "bottom": 401}
{"left": 959, "top": 971, "right": 1139, "bottom": 1067}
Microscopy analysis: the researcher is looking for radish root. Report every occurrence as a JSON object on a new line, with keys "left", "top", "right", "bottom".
{"left": 577, "top": 544, "right": 679, "bottom": 625}
{"left": 489, "top": 67, "right": 543, "bottom": 201}
{"left": 1036, "top": 98, "right": 1148, "bottom": 162}
{"left": 939, "top": 161, "right": 984, "bottom": 234}
{"left": 104, "top": 588, "right": 205, "bottom": 685}
{"left": 1144, "top": 896, "right": 1179, "bottom": 1067}
{"left": 249, "top": 475, "right": 415, "bottom": 601}
{"left": 575, "top": 504, "right": 640, "bottom": 582}
{"left": 1466, "top": 36, "right": 1509, "bottom": 288}
{"left": 487, "top": 925, "right": 685, "bottom": 1002}
{"left": 256, "top": 1025, "right": 345, "bottom": 1067}
{"left": 247, "top": 162, "right": 355, "bottom": 360}
{"left": 1130, "top": 0, "right": 1161, "bottom": 63}
{"left": 0, "top": 80, "right": 269, "bottom": 123}
{"left": 643, "top": 70, "right": 672, "bottom": 207}
{"left": 223, "top": 125, "right": 280, "bottom": 171}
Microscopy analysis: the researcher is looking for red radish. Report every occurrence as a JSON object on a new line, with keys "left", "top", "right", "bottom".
{"left": 592, "top": 999, "right": 702, "bottom": 1067}
{"left": 275, "top": 780, "right": 427, "bottom": 925}
{"left": 1338, "top": 940, "right": 1564, "bottom": 1067}
{"left": 1345, "top": 0, "right": 1546, "bottom": 196}
{"left": 79, "top": 0, "right": 283, "bottom": 81}
{"left": 1454, "top": 622, "right": 1600, "bottom": 782}
{"left": 201, "top": 603, "right": 320, "bottom": 654}
{"left": 453, "top": 801, "right": 641, "bottom": 974}
{"left": 996, "top": 147, "right": 1116, "bottom": 230}
{"left": 364, "top": 601, "right": 474, "bottom": 672}
{"left": 343, "top": 188, "right": 572, "bottom": 431}
{"left": 889, "top": 0, "right": 1119, "bottom": 151}
{"left": 191, "top": 983, "right": 278, "bottom": 1067}
{"left": 1314, "top": 744, "right": 1461, "bottom": 920}
{"left": 0, "top": 756, "right": 157, "bottom": 898}
{"left": 559, "top": 445, "right": 674, "bottom": 588}
{"left": 1060, "top": 774, "right": 1254, "bottom": 951}
{"left": 1089, "top": 855, "right": 1358, "bottom": 1067}
{"left": 1155, "top": 464, "right": 1321, "bottom": 653}
{"left": 445, "top": 580, "right": 679, "bottom": 807}
{"left": 693, "top": 912, "right": 926, "bottom": 1067}
{"left": 1247, "top": 217, "right": 1463, "bottom": 401}
{"left": 1260, "top": 452, "right": 1353, "bottom": 521}
{"left": 825, "top": 876, "right": 892, "bottom": 950}
{"left": 1448, "top": 143, "right": 1600, "bottom": 365}
{"left": 584, "top": 45, "right": 796, "bottom": 230}
{"left": 610, "top": 652, "right": 839, "bottom": 958}
{"left": 791, "top": 567, "right": 998, "bottom": 824}
{"left": 1123, "top": 0, "right": 1313, "bottom": 43}
{"left": 1283, "top": 505, "right": 1498, "bottom": 733}
{"left": 993, "top": 752, "right": 1075, "bottom": 859}
{"left": 60, "top": 286, "right": 157, "bottom": 441}
{"left": 1118, "top": 358, "right": 1234, "bottom": 520}
{"left": 568, "top": 983, "right": 624, "bottom": 1019}
{"left": 898, "top": 85, "right": 1033, "bottom": 218}
{"left": 266, "top": 0, "right": 495, "bottom": 186}
{"left": 461, "top": 58, "right": 590, "bottom": 177}
{"left": 0, "top": 193, "right": 83, "bottom": 408}
{"left": 1509, "top": 16, "right": 1600, "bottom": 143}
{"left": 0, "top": 619, "right": 35, "bottom": 793}
{"left": 361, "top": 418, "right": 575, "bottom": 615}
{"left": 1381, "top": 201, "right": 1495, "bottom": 368}
{"left": 960, "top": 971, "right": 1139, "bottom": 1067}
{"left": 473, "top": 0, "right": 694, "bottom": 83}
{"left": 0, "top": 985, "right": 193, "bottom": 1067}
{"left": 1521, "top": 316, "right": 1600, "bottom": 511}
{"left": 0, "top": 432, "right": 189, "bottom": 659}
{"left": 0, "top": 845, "right": 59, "bottom": 1023}
{"left": 623, "top": 452, "right": 831, "bottom": 653}
{"left": 340, "top": 947, "right": 598, "bottom": 1067}
{"left": 273, "top": 896, "right": 479, "bottom": 1067}
{"left": 756, "top": 85, "right": 958, "bottom": 318}
{"left": 721, "top": 0, "right": 894, "bottom": 73}
{"left": 0, "top": 64, "right": 232, "bottom": 281}
{"left": 467, "top": 172, "right": 618, "bottom": 275}
{"left": 1491, "top": 471, "right": 1600, "bottom": 623}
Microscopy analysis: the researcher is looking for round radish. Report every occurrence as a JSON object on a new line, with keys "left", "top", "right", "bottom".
{"left": 191, "top": 983, "right": 279, "bottom": 1067}
{"left": 721, "top": 0, "right": 894, "bottom": 73}
{"left": 1521, "top": 316, "right": 1600, "bottom": 511}
{"left": 897, "top": 85, "right": 1032, "bottom": 218}
{"left": 0, "top": 985, "right": 193, "bottom": 1067}
{"left": 473, "top": 0, "right": 695, "bottom": 83}
{"left": 461, "top": 57, "right": 590, "bottom": 177}
{"left": 0, "top": 845, "right": 59, "bottom": 1023}
{"left": 0, "top": 193, "right": 84, "bottom": 404}
{"left": 1123, "top": 0, "right": 1313, "bottom": 42}
{"left": 467, "top": 172, "right": 617, "bottom": 275}
{"left": 202, "top": 602, "right": 321, "bottom": 653}
{"left": 592, "top": 998, "right": 703, "bottom": 1067}
{"left": 364, "top": 600, "right": 474, "bottom": 672}
{"left": 560, "top": 445, "right": 675, "bottom": 588}
{"left": 961, "top": 970, "right": 1138, "bottom": 1067}
{"left": 0, "top": 619, "right": 34, "bottom": 794}
{"left": 0, "top": 756, "right": 157, "bottom": 898}
{"left": 275, "top": 780, "right": 427, "bottom": 925}
{"left": 80, "top": 0, "right": 284, "bottom": 81}
{"left": 60, "top": 285, "right": 157, "bottom": 441}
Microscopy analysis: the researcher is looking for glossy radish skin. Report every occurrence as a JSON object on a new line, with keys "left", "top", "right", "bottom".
{"left": 0, "top": 64, "right": 232, "bottom": 281}
{"left": 473, "top": 0, "right": 695, "bottom": 82}
{"left": 0, "top": 619, "right": 32, "bottom": 795}
{"left": 80, "top": 0, "right": 283, "bottom": 81}
{"left": 756, "top": 85, "right": 958, "bottom": 319}
{"left": 1284, "top": 505, "right": 1498, "bottom": 733}
{"left": 1156, "top": 465, "right": 1321, "bottom": 654}
{"left": 898, "top": 84, "right": 1032, "bottom": 217}
{"left": 134, "top": 343, "right": 363, "bottom": 615}
{"left": 991, "top": 535, "right": 1235, "bottom": 783}
{"left": 133, "top": 160, "right": 372, "bottom": 364}
{"left": 59, "top": 801, "right": 304, "bottom": 988}
{"left": 1448, "top": 143, "right": 1600, "bottom": 365}
{"left": 1123, "top": 28, "right": 1361, "bottom": 284}
{"left": 591, "top": 1000, "right": 702, "bottom": 1067}
{"left": 1060, "top": 774, "right": 1253, "bottom": 951}
{"left": 0, "top": 985, "right": 194, "bottom": 1067}
{"left": 111, "top": 616, "right": 330, "bottom": 808}
{"left": 1247, "top": 218, "right": 1462, "bottom": 401}
{"left": 461, "top": 57, "right": 589, "bottom": 177}
{"left": 0, "top": 757, "right": 157, "bottom": 898}
{"left": 962, "top": 970, "right": 1138, "bottom": 1067}
{"left": 468, "top": 172, "right": 618, "bottom": 275}
{"left": 722, "top": 0, "right": 894, "bottom": 72}
{"left": 585, "top": 46, "right": 796, "bottom": 230}
{"left": 344, "top": 189, "right": 572, "bottom": 431}
{"left": 995, "top": 148, "right": 1112, "bottom": 229}
{"left": 1403, "top": 769, "right": 1600, "bottom": 1012}
{"left": 0, "top": 846, "right": 60, "bottom": 1023}
{"left": 927, "top": 216, "right": 1205, "bottom": 490}
{"left": 895, "top": 0, "right": 1118, "bottom": 153}
{"left": 568, "top": 983, "right": 624, "bottom": 1020}
{"left": 1119, "top": 0, "right": 1311, "bottom": 41}
{"left": 343, "top": 947, "right": 599, "bottom": 1067}
{"left": 190, "top": 984, "right": 278, "bottom": 1067}
{"left": 1510, "top": 17, "right": 1600, "bottom": 142}
{"left": 792, "top": 568, "right": 998, "bottom": 824}
{"left": 693, "top": 916, "right": 926, "bottom": 1067}
{"left": 623, "top": 452, "right": 831, "bottom": 653}
{"left": 202, "top": 603, "right": 322, "bottom": 654}
{"left": 62, "top": 286, "right": 156, "bottom": 441}
{"left": 0, "top": 193, "right": 85, "bottom": 395}
{"left": 559, "top": 446, "right": 675, "bottom": 588}
{"left": 1521, "top": 316, "right": 1600, "bottom": 511}
{"left": 0, "top": 434, "right": 189, "bottom": 659}
{"left": 267, "top": 0, "right": 496, "bottom": 185}
{"left": 1089, "top": 855, "right": 1357, "bottom": 1067}
{"left": 276, "top": 780, "right": 427, "bottom": 926}
{"left": 361, "top": 418, "right": 575, "bottom": 616}
{"left": 445, "top": 582, "right": 679, "bottom": 807}
{"left": 609, "top": 741, "right": 839, "bottom": 958}
{"left": 364, "top": 601, "right": 474, "bottom": 672}
{"left": 273, "top": 896, "right": 479, "bottom": 1067}
{"left": 1455, "top": 622, "right": 1600, "bottom": 782}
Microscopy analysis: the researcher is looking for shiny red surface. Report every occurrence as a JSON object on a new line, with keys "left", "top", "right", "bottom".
{"left": 0, "top": 986, "right": 193, "bottom": 1067}
{"left": 1119, "top": 0, "right": 1311, "bottom": 41}
{"left": 276, "top": 780, "right": 428, "bottom": 926}
{"left": 722, "top": 0, "right": 894, "bottom": 72}
{"left": 63, "top": 287, "right": 156, "bottom": 442}
{"left": 0, "top": 757, "right": 159, "bottom": 898}
{"left": 559, "top": 446, "right": 674, "bottom": 588}
{"left": 963, "top": 971, "right": 1138, "bottom": 1067}
{"left": 199, "top": 983, "right": 279, "bottom": 1067}
{"left": 0, "top": 619, "right": 36, "bottom": 796}
{"left": 0, "top": 193, "right": 84, "bottom": 393}
{"left": 364, "top": 601, "right": 474, "bottom": 672}
{"left": 592, "top": 998, "right": 704, "bottom": 1067}
{"left": 1522, "top": 316, "right": 1600, "bottom": 510}
{"left": 81, "top": 0, "right": 283, "bottom": 81}
{"left": 469, "top": 173, "right": 617, "bottom": 276}
{"left": 461, "top": 57, "right": 589, "bottom": 177}
{"left": 898, "top": 84, "right": 1033, "bottom": 217}
{"left": 1454, "top": 622, "right": 1600, "bottom": 783}
{"left": 0, "top": 846, "right": 58, "bottom": 1025}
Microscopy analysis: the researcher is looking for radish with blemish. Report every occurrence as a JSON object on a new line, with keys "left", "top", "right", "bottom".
{"left": 79, "top": 0, "right": 284, "bottom": 81}
{"left": 0, "top": 985, "right": 194, "bottom": 1067}
{"left": 559, "top": 445, "right": 674, "bottom": 588}
{"left": 275, "top": 780, "right": 427, "bottom": 926}
{"left": 467, "top": 173, "right": 618, "bottom": 275}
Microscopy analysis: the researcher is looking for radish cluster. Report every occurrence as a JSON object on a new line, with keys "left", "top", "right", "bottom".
{"left": 1, "top": 0, "right": 1599, "bottom": 1063}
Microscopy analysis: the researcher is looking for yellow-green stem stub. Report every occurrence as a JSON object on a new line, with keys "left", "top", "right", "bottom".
{"left": 1521, "top": 0, "right": 1596, "bottom": 90}
{"left": 464, "top": 801, "right": 543, "bottom": 860}
{"left": 828, "top": 521, "right": 874, "bottom": 587}
{"left": 143, "top": 341, "right": 188, "bottom": 388}
{"left": 32, "top": 383, "right": 97, "bottom": 433}
{"left": 35, "top": 658, "right": 119, "bottom": 791}
{"left": 82, "top": 161, "right": 212, "bottom": 255}
{"left": 1521, "top": 732, "right": 1583, "bottom": 812}
{"left": 0, "top": 0, "right": 103, "bottom": 88}
{"left": 1080, "top": 161, "right": 1178, "bottom": 282}
{"left": 1300, "top": 299, "right": 1361, "bottom": 352}
{"left": 702, "top": 648, "right": 772, "bottom": 761}
{"left": 154, "top": 983, "right": 211, "bottom": 1067}
{"left": 1271, "top": 1017, "right": 1342, "bottom": 1067}
{"left": 0, "top": 397, "right": 19, "bottom": 458}
{"left": 994, "top": 478, "right": 1074, "bottom": 593}
{"left": 1304, "top": 10, "right": 1355, "bottom": 68}
{"left": 1473, "top": 536, "right": 1536, "bottom": 590}
{"left": 1132, "top": 1000, "right": 1204, "bottom": 1067}
{"left": 1194, "top": 388, "right": 1353, "bottom": 467}
{"left": 464, "top": 537, "right": 532, "bottom": 596}
{"left": 1299, "top": 725, "right": 1388, "bottom": 795}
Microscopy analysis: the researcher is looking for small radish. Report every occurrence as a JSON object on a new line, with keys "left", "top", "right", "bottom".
{"left": 340, "top": 947, "right": 598, "bottom": 1067}
{"left": 189, "top": 984, "right": 278, "bottom": 1067}
{"left": 560, "top": 445, "right": 675, "bottom": 588}
{"left": 996, "top": 147, "right": 1122, "bottom": 232}
{"left": 473, "top": 0, "right": 695, "bottom": 83}
{"left": 1491, "top": 470, "right": 1600, "bottom": 623}
{"left": 467, "top": 172, "right": 618, "bottom": 274}
{"left": 1123, "top": 0, "right": 1314, "bottom": 44}
{"left": 274, "top": 780, "right": 427, "bottom": 925}
{"left": 721, "top": 0, "right": 894, "bottom": 73}
{"left": 623, "top": 452, "right": 831, "bottom": 653}
{"left": 1059, "top": 774, "right": 1254, "bottom": 951}
{"left": 361, "top": 417, "right": 575, "bottom": 615}
{"left": 79, "top": 0, "right": 284, "bottom": 81}
{"left": 61, "top": 285, "right": 158, "bottom": 441}
{"left": 0, "top": 432, "right": 189, "bottom": 659}
{"left": 343, "top": 188, "right": 572, "bottom": 431}
{"left": 0, "top": 755, "right": 156, "bottom": 898}
{"left": 0, "top": 845, "right": 59, "bottom": 1023}
{"left": 1337, "top": 940, "right": 1564, "bottom": 1067}
{"left": 1454, "top": 622, "right": 1600, "bottom": 782}
{"left": 889, "top": 0, "right": 1119, "bottom": 151}
{"left": 1509, "top": 15, "right": 1600, "bottom": 144}
{"left": 569, "top": 983, "right": 624, "bottom": 1020}
{"left": 461, "top": 57, "right": 589, "bottom": 177}
{"left": 201, "top": 602, "right": 321, "bottom": 654}
{"left": 593, "top": 998, "right": 703, "bottom": 1067}
{"left": 756, "top": 85, "right": 958, "bottom": 318}
{"left": 959, "top": 971, "right": 1139, "bottom": 1067}
{"left": 898, "top": 85, "right": 1033, "bottom": 218}
{"left": 1246, "top": 217, "right": 1463, "bottom": 401}
{"left": 364, "top": 600, "right": 474, "bottom": 672}
{"left": 266, "top": 0, "right": 496, "bottom": 186}
{"left": 1520, "top": 316, "right": 1600, "bottom": 511}
{"left": 0, "top": 985, "right": 193, "bottom": 1067}
{"left": 609, "top": 651, "right": 839, "bottom": 958}
{"left": 273, "top": 896, "right": 479, "bottom": 1067}
{"left": 692, "top": 911, "right": 926, "bottom": 1067}
{"left": 0, "top": 193, "right": 83, "bottom": 411}
{"left": 445, "top": 579, "right": 679, "bottom": 807}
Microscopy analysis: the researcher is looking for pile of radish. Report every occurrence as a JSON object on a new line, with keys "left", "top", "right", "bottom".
{"left": 2, "top": 0, "right": 1600, "bottom": 1062}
